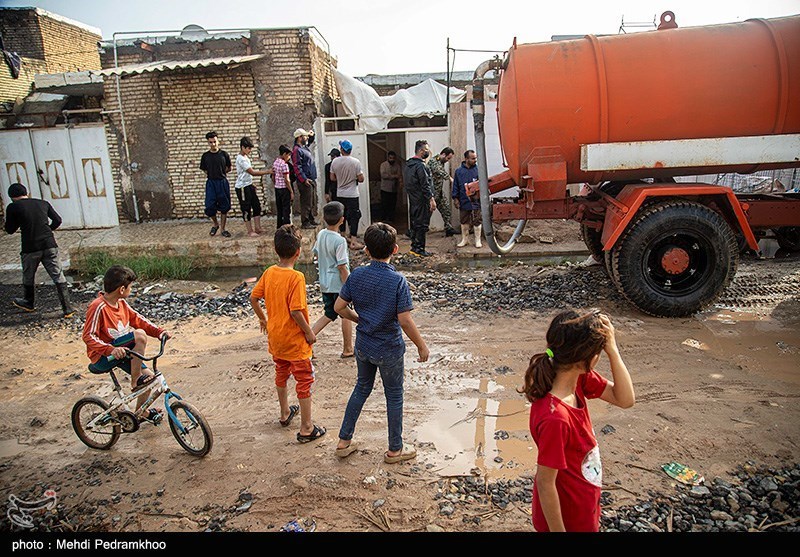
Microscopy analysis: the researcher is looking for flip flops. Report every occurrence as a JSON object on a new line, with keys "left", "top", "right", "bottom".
{"left": 221, "top": 230, "right": 232, "bottom": 238}
{"left": 140, "top": 408, "right": 163, "bottom": 425}
{"left": 209, "top": 226, "right": 219, "bottom": 236}
{"left": 384, "top": 444, "right": 416, "bottom": 464}
{"left": 135, "top": 372, "right": 156, "bottom": 388}
{"left": 340, "top": 353, "right": 355, "bottom": 359}
{"left": 279, "top": 405, "right": 299, "bottom": 427}
{"left": 335, "top": 441, "right": 359, "bottom": 458}
{"left": 297, "top": 424, "right": 326, "bottom": 443}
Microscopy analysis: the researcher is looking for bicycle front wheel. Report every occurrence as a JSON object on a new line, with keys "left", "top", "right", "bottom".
{"left": 168, "top": 400, "right": 213, "bottom": 457}
{"left": 71, "top": 396, "right": 120, "bottom": 450}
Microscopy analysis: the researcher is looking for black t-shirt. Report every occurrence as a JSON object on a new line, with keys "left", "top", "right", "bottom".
{"left": 3, "top": 198, "right": 61, "bottom": 253}
{"left": 200, "top": 150, "right": 231, "bottom": 180}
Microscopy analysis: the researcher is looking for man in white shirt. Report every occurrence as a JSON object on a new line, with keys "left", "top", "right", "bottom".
{"left": 329, "top": 139, "right": 365, "bottom": 249}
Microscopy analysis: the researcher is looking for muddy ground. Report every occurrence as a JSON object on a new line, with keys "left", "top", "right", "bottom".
{"left": 0, "top": 237, "right": 798, "bottom": 533}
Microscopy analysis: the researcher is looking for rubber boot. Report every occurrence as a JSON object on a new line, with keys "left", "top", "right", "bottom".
{"left": 55, "top": 282, "right": 74, "bottom": 318}
{"left": 13, "top": 284, "right": 35, "bottom": 312}
{"left": 474, "top": 225, "right": 483, "bottom": 248}
{"left": 457, "top": 224, "right": 470, "bottom": 247}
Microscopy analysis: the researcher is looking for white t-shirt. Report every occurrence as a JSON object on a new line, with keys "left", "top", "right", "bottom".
{"left": 330, "top": 155, "right": 363, "bottom": 198}
{"left": 235, "top": 153, "right": 253, "bottom": 189}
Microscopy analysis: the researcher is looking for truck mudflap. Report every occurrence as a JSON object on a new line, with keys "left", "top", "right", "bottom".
{"left": 599, "top": 184, "right": 759, "bottom": 252}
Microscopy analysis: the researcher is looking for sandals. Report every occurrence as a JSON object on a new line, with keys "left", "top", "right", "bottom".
{"left": 140, "top": 408, "right": 163, "bottom": 425}
{"left": 297, "top": 424, "right": 326, "bottom": 443}
{"left": 135, "top": 372, "right": 156, "bottom": 388}
{"left": 384, "top": 444, "right": 416, "bottom": 464}
{"left": 209, "top": 226, "right": 219, "bottom": 236}
{"left": 279, "top": 405, "right": 299, "bottom": 427}
{"left": 335, "top": 441, "right": 359, "bottom": 458}
{"left": 340, "top": 353, "right": 355, "bottom": 359}
{"left": 221, "top": 230, "right": 232, "bottom": 238}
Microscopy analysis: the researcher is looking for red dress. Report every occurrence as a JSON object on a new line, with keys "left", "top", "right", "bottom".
{"left": 530, "top": 370, "right": 608, "bottom": 532}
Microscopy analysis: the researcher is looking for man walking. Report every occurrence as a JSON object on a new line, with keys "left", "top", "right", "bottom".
{"left": 329, "top": 139, "right": 365, "bottom": 249}
{"left": 4, "top": 182, "right": 74, "bottom": 317}
{"left": 291, "top": 128, "right": 319, "bottom": 229}
{"left": 427, "top": 147, "right": 457, "bottom": 237}
{"left": 452, "top": 150, "right": 482, "bottom": 248}
{"left": 403, "top": 140, "right": 436, "bottom": 257}
{"left": 379, "top": 151, "right": 403, "bottom": 223}
{"left": 200, "top": 131, "right": 233, "bottom": 238}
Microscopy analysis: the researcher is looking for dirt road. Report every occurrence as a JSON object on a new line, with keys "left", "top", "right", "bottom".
{"left": 0, "top": 253, "right": 798, "bottom": 532}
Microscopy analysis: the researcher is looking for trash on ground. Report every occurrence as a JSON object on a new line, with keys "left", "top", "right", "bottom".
{"left": 662, "top": 461, "right": 704, "bottom": 485}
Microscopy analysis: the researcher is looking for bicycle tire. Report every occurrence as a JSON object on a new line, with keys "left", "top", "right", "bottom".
{"left": 168, "top": 400, "right": 213, "bottom": 457}
{"left": 71, "top": 396, "right": 120, "bottom": 450}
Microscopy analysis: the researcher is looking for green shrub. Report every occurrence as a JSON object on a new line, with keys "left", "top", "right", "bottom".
{"left": 80, "top": 252, "right": 196, "bottom": 281}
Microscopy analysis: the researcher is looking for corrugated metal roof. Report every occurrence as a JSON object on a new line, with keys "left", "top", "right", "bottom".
{"left": 93, "top": 54, "right": 264, "bottom": 77}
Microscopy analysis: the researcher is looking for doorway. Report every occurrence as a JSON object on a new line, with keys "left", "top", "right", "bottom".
{"left": 366, "top": 132, "right": 407, "bottom": 233}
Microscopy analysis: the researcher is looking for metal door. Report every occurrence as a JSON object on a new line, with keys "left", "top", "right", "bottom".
{"left": 0, "top": 130, "right": 42, "bottom": 209}
{"left": 30, "top": 128, "right": 84, "bottom": 228}
{"left": 66, "top": 125, "right": 119, "bottom": 227}
{"left": 320, "top": 131, "right": 371, "bottom": 235}
{"left": 405, "top": 129, "right": 449, "bottom": 231}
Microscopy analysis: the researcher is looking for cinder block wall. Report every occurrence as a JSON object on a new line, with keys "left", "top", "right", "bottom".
{"left": 0, "top": 8, "right": 100, "bottom": 104}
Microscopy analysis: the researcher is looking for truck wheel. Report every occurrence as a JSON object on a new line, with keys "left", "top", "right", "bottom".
{"left": 610, "top": 200, "right": 738, "bottom": 317}
{"left": 775, "top": 227, "right": 800, "bottom": 251}
{"left": 580, "top": 224, "right": 604, "bottom": 259}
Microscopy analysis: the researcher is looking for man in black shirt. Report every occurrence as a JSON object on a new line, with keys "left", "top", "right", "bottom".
{"left": 4, "top": 183, "right": 74, "bottom": 317}
{"left": 200, "top": 131, "right": 233, "bottom": 238}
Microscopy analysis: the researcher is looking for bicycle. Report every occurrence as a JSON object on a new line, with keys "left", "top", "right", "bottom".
{"left": 71, "top": 336, "right": 213, "bottom": 457}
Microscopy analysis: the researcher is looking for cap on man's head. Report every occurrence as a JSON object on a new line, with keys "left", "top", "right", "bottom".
{"left": 8, "top": 183, "right": 27, "bottom": 198}
{"left": 294, "top": 128, "right": 311, "bottom": 138}
{"left": 328, "top": 148, "right": 341, "bottom": 157}
{"left": 339, "top": 140, "right": 353, "bottom": 153}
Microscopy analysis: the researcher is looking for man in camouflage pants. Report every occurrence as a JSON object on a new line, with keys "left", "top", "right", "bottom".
{"left": 427, "top": 147, "right": 457, "bottom": 237}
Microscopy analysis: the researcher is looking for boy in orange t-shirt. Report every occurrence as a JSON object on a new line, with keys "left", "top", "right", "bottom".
{"left": 82, "top": 265, "right": 170, "bottom": 422}
{"left": 250, "top": 224, "right": 326, "bottom": 443}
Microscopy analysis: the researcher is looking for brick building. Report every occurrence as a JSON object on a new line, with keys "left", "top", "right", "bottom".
{"left": 0, "top": 7, "right": 101, "bottom": 110}
{"left": 99, "top": 26, "right": 337, "bottom": 223}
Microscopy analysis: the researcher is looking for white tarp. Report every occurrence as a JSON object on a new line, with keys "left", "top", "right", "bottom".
{"left": 333, "top": 68, "right": 466, "bottom": 133}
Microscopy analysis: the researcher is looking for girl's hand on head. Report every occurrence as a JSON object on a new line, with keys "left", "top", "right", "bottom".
{"left": 599, "top": 314, "right": 618, "bottom": 351}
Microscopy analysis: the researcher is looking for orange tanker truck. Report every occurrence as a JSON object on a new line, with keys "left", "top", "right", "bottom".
{"left": 471, "top": 11, "right": 800, "bottom": 317}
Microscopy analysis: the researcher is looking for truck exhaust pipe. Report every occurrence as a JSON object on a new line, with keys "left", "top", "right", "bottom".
{"left": 473, "top": 57, "right": 526, "bottom": 256}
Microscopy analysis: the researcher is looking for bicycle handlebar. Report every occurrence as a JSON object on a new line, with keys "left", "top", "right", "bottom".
{"left": 125, "top": 335, "right": 168, "bottom": 361}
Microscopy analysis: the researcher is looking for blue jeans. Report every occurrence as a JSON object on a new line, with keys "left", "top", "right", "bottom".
{"left": 338, "top": 349, "right": 405, "bottom": 452}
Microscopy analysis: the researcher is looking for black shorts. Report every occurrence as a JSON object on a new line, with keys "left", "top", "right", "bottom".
{"left": 236, "top": 184, "right": 262, "bottom": 220}
{"left": 205, "top": 178, "right": 231, "bottom": 217}
{"left": 322, "top": 292, "right": 340, "bottom": 321}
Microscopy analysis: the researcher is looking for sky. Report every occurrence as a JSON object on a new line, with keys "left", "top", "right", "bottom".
{"left": 2, "top": 0, "right": 799, "bottom": 76}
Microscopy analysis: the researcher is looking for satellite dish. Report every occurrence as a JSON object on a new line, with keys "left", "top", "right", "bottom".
{"left": 180, "top": 24, "right": 209, "bottom": 41}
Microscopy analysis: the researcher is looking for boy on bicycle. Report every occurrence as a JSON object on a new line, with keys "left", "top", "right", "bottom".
{"left": 82, "top": 265, "right": 171, "bottom": 423}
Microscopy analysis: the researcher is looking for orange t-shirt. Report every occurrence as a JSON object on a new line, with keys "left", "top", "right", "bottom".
{"left": 251, "top": 265, "right": 312, "bottom": 361}
{"left": 82, "top": 292, "right": 164, "bottom": 363}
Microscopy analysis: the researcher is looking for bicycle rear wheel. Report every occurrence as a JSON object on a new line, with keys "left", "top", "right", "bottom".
{"left": 168, "top": 400, "right": 213, "bottom": 457}
{"left": 71, "top": 396, "right": 120, "bottom": 450}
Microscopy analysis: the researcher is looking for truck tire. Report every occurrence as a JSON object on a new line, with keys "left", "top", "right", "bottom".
{"left": 775, "top": 227, "right": 800, "bottom": 252}
{"left": 580, "top": 224, "right": 604, "bottom": 259}
{"left": 610, "top": 200, "right": 738, "bottom": 317}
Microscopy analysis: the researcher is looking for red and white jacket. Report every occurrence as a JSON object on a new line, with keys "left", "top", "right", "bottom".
{"left": 82, "top": 292, "right": 164, "bottom": 363}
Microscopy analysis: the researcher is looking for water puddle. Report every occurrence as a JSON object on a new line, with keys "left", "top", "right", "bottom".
{"left": 416, "top": 375, "right": 534, "bottom": 480}
{"left": 695, "top": 309, "right": 800, "bottom": 385}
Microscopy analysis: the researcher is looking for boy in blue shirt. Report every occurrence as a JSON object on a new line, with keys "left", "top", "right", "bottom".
{"left": 311, "top": 201, "right": 354, "bottom": 358}
{"left": 333, "top": 222, "right": 430, "bottom": 463}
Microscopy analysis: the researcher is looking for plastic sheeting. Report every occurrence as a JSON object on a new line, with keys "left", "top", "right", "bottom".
{"left": 333, "top": 68, "right": 466, "bottom": 133}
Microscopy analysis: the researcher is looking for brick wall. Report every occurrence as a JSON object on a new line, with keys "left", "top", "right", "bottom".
{"left": 160, "top": 68, "right": 262, "bottom": 219}
{"left": 0, "top": 8, "right": 100, "bottom": 105}
{"left": 100, "top": 28, "right": 337, "bottom": 222}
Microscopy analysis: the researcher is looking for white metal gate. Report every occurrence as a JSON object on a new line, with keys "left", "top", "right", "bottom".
{"left": 318, "top": 130, "right": 372, "bottom": 235}
{"left": 0, "top": 125, "right": 118, "bottom": 229}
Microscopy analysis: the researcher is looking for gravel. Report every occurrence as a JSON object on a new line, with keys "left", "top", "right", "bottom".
{"left": 432, "top": 461, "right": 799, "bottom": 532}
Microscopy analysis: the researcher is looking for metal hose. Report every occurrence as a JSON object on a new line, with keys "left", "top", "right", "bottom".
{"left": 472, "top": 59, "right": 526, "bottom": 255}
